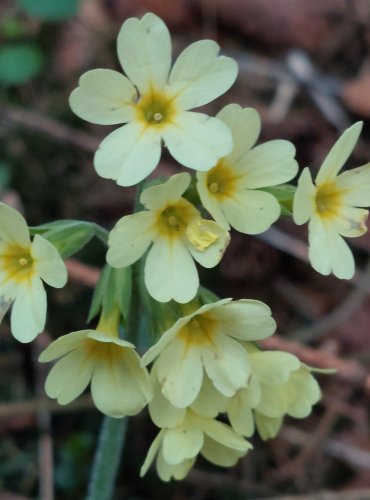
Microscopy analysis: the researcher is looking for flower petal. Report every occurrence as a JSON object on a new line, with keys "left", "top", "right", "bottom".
{"left": 0, "top": 203, "right": 30, "bottom": 247}
{"left": 69, "top": 69, "right": 137, "bottom": 125}
{"left": 149, "top": 366, "right": 186, "bottom": 428}
{"left": 216, "top": 104, "right": 260, "bottom": 163}
{"left": 251, "top": 351, "right": 300, "bottom": 384}
{"left": 316, "top": 122, "right": 363, "bottom": 185}
{"left": 336, "top": 163, "right": 370, "bottom": 207}
{"left": 191, "top": 375, "right": 230, "bottom": 418}
{"left": 185, "top": 219, "right": 230, "bottom": 268}
{"left": 202, "top": 333, "right": 251, "bottom": 397}
{"left": 39, "top": 330, "right": 90, "bottom": 362}
{"left": 163, "top": 112, "right": 232, "bottom": 170}
{"left": 198, "top": 415, "right": 252, "bottom": 452}
{"left": 140, "top": 172, "right": 191, "bottom": 211}
{"left": 94, "top": 122, "right": 162, "bottom": 187}
{"left": 107, "top": 211, "right": 155, "bottom": 268}
{"left": 11, "top": 278, "right": 46, "bottom": 343}
{"left": 91, "top": 347, "right": 151, "bottom": 417}
{"left": 141, "top": 299, "right": 232, "bottom": 366}
{"left": 31, "top": 235, "right": 67, "bottom": 288}
{"left": 201, "top": 435, "right": 247, "bottom": 466}
{"left": 45, "top": 349, "right": 93, "bottom": 404}
{"left": 238, "top": 140, "right": 298, "bottom": 188}
{"left": 156, "top": 339, "right": 204, "bottom": 408}
{"left": 330, "top": 206, "right": 368, "bottom": 238}
{"left": 162, "top": 423, "right": 204, "bottom": 464}
{"left": 208, "top": 300, "right": 276, "bottom": 341}
{"left": 145, "top": 237, "right": 199, "bottom": 303}
{"left": 221, "top": 189, "right": 281, "bottom": 234}
{"left": 156, "top": 449, "right": 194, "bottom": 481}
{"left": 141, "top": 317, "right": 189, "bottom": 367}
{"left": 255, "top": 413, "right": 283, "bottom": 440}
{"left": 117, "top": 13, "right": 171, "bottom": 93}
{"left": 168, "top": 40, "right": 237, "bottom": 109}
{"left": 140, "top": 431, "right": 163, "bottom": 477}
{"left": 286, "top": 369, "right": 321, "bottom": 418}
{"left": 308, "top": 216, "right": 355, "bottom": 279}
{"left": 256, "top": 384, "right": 288, "bottom": 418}
{"left": 293, "top": 167, "right": 316, "bottom": 225}
{"left": 228, "top": 378, "right": 261, "bottom": 436}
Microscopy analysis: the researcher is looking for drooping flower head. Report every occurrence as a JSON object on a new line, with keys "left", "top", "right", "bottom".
{"left": 141, "top": 298, "right": 276, "bottom": 408}
{"left": 0, "top": 203, "right": 67, "bottom": 343}
{"left": 140, "top": 408, "right": 251, "bottom": 481}
{"left": 39, "top": 310, "right": 152, "bottom": 417}
{"left": 293, "top": 122, "right": 370, "bottom": 279}
{"left": 228, "top": 347, "right": 322, "bottom": 440}
{"left": 107, "top": 173, "right": 230, "bottom": 303}
{"left": 197, "top": 104, "right": 298, "bottom": 234}
{"left": 70, "top": 13, "right": 238, "bottom": 187}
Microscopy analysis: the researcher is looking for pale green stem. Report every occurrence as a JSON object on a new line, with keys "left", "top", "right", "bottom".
{"left": 86, "top": 417, "right": 128, "bottom": 500}
{"left": 86, "top": 182, "right": 144, "bottom": 500}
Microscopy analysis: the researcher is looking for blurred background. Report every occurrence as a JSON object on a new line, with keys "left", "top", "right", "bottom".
{"left": 1, "top": 0, "right": 370, "bottom": 498}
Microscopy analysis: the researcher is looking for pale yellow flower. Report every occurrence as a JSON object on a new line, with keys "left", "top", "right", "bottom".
{"left": 0, "top": 203, "right": 67, "bottom": 343}
{"left": 141, "top": 298, "right": 276, "bottom": 408}
{"left": 293, "top": 122, "right": 370, "bottom": 279}
{"left": 107, "top": 173, "right": 230, "bottom": 303}
{"left": 140, "top": 408, "right": 251, "bottom": 481}
{"left": 197, "top": 104, "right": 298, "bottom": 234}
{"left": 148, "top": 364, "right": 230, "bottom": 429}
{"left": 39, "top": 313, "right": 152, "bottom": 417}
{"left": 228, "top": 348, "right": 321, "bottom": 440}
{"left": 70, "top": 13, "right": 237, "bottom": 186}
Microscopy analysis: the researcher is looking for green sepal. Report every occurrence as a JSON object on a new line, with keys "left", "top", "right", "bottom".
{"left": 183, "top": 174, "right": 201, "bottom": 207}
{"left": 259, "top": 184, "right": 296, "bottom": 216}
{"left": 30, "top": 220, "right": 108, "bottom": 258}
{"left": 303, "top": 364, "right": 337, "bottom": 375}
{"left": 87, "top": 265, "right": 132, "bottom": 324}
{"left": 198, "top": 286, "right": 220, "bottom": 305}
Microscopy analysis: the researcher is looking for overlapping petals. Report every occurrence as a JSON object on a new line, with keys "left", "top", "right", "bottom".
{"left": 293, "top": 122, "right": 370, "bottom": 279}
{"left": 140, "top": 408, "right": 251, "bottom": 481}
{"left": 0, "top": 203, "right": 67, "bottom": 343}
{"left": 107, "top": 173, "right": 230, "bottom": 303}
{"left": 197, "top": 104, "right": 298, "bottom": 234}
{"left": 141, "top": 298, "right": 276, "bottom": 408}
{"left": 39, "top": 328, "right": 152, "bottom": 417}
{"left": 227, "top": 347, "right": 321, "bottom": 440}
{"left": 70, "top": 13, "right": 238, "bottom": 186}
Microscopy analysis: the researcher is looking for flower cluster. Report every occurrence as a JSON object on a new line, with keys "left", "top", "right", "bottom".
{"left": 136, "top": 299, "right": 321, "bottom": 479}
{"left": 4, "top": 10, "right": 370, "bottom": 484}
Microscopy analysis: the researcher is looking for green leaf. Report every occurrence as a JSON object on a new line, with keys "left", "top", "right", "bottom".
{"left": 31, "top": 220, "right": 96, "bottom": 258}
{"left": 259, "top": 184, "right": 296, "bottom": 216}
{"left": 17, "top": 0, "right": 80, "bottom": 21}
{"left": 0, "top": 43, "right": 43, "bottom": 86}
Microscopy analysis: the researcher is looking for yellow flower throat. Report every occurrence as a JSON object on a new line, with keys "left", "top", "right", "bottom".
{"left": 315, "top": 182, "right": 342, "bottom": 219}
{"left": 206, "top": 161, "right": 239, "bottom": 200}
{"left": 136, "top": 89, "right": 176, "bottom": 127}
{"left": 0, "top": 244, "right": 34, "bottom": 283}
